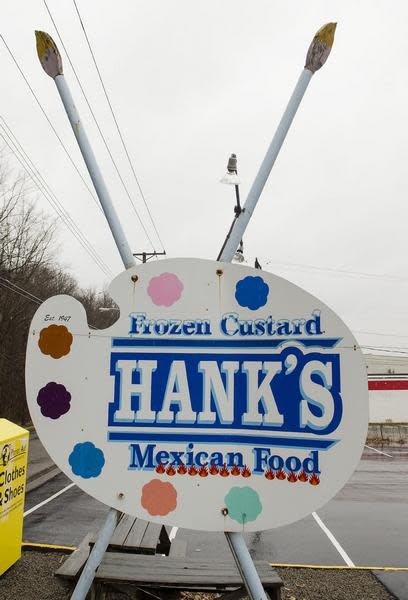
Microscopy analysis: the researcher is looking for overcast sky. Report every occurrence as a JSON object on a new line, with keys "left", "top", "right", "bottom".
{"left": 1, "top": 1, "right": 408, "bottom": 355}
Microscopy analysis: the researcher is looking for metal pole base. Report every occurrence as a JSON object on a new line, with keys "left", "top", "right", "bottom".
{"left": 70, "top": 508, "right": 120, "bottom": 600}
{"left": 225, "top": 531, "right": 268, "bottom": 600}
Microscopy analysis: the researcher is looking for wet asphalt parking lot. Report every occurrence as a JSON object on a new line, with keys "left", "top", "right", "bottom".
{"left": 22, "top": 446, "right": 408, "bottom": 598}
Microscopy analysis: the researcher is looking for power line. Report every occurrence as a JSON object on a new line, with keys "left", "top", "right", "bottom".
{"left": 0, "top": 277, "right": 43, "bottom": 304}
{"left": 0, "top": 123, "right": 112, "bottom": 279}
{"left": 71, "top": 0, "right": 166, "bottom": 253}
{"left": 0, "top": 278, "right": 98, "bottom": 329}
{"left": 0, "top": 115, "right": 113, "bottom": 277}
{"left": 355, "top": 329, "right": 408, "bottom": 339}
{"left": 0, "top": 116, "right": 113, "bottom": 278}
{"left": 43, "top": 0, "right": 158, "bottom": 253}
{"left": 264, "top": 259, "right": 408, "bottom": 283}
{"left": 0, "top": 34, "right": 101, "bottom": 213}
{"left": 361, "top": 346, "right": 408, "bottom": 356}
{"left": 0, "top": 278, "right": 41, "bottom": 305}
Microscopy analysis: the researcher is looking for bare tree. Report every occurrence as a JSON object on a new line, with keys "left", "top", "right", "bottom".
{"left": 0, "top": 164, "right": 117, "bottom": 424}
{"left": 0, "top": 167, "right": 57, "bottom": 422}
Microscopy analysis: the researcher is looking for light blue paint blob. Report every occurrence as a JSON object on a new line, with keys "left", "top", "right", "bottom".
{"left": 224, "top": 486, "right": 262, "bottom": 525}
{"left": 69, "top": 441, "right": 105, "bottom": 479}
{"left": 235, "top": 276, "right": 269, "bottom": 310}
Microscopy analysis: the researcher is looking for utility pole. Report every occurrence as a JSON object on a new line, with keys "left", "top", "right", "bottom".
{"left": 133, "top": 251, "right": 166, "bottom": 264}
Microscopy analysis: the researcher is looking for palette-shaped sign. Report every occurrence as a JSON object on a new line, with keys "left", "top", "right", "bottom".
{"left": 26, "top": 258, "right": 368, "bottom": 531}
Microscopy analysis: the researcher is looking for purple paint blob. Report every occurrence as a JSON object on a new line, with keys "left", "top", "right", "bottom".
{"left": 147, "top": 272, "right": 184, "bottom": 307}
{"left": 37, "top": 381, "right": 71, "bottom": 419}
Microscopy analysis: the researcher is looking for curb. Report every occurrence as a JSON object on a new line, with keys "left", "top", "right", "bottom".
{"left": 26, "top": 464, "right": 61, "bottom": 493}
{"left": 373, "top": 569, "right": 408, "bottom": 600}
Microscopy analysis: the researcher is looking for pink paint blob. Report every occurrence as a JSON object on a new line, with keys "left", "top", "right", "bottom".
{"left": 147, "top": 272, "right": 183, "bottom": 307}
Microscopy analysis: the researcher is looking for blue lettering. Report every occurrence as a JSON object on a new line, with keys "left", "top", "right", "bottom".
{"left": 195, "top": 451, "right": 209, "bottom": 466}
{"left": 129, "top": 443, "right": 155, "bottom": 469}
{"left": 226, "top": 452, "right": 244, "bottom": 467}
{"left": 169, "top": 320, "right": 182, "bottom": 335}
{"left": 220, "top": 313, "right": 239, "bottom": 336}
{"left": 109, "top": 347, "right": 342, "bottom": 437}
{"left": 253, "top": 447, "right": 270, "bottom": 473}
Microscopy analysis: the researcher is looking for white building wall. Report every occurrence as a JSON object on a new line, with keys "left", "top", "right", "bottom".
{"left": 369, "top": 390, "right": 408, "bottom": 423}
{"left": 365, "top": 353, "right": 408, "bottom": 423}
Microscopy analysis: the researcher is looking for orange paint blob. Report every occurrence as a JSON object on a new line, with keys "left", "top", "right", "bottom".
{"left": 38, "top": 324, "right": 73, "bottom": 359}
{"left": 141, "top": 479, "right": 177, "bottom": 516}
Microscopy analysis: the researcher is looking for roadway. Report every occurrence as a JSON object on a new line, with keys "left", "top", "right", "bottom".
{"left": 23, "top": 446, "right": 408, "bottom": 598}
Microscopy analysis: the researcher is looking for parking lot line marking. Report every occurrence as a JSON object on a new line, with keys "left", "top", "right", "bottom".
{"left": 22, "top": 542, "right": 77, "bottom": 552}
{"left": 169, "top": 526, "right": 178, "bottom": 540}
{"left": 271, "top": 563, "right": 408, "bottom": 571}
{"left": 365, "top": 445, "right": 393, "bottom": 458}
{"left": 24, "top": 482, "right": 75, "bottom": 517}
{"left": 312, "top": 512, "right": 355, "bottom": 567}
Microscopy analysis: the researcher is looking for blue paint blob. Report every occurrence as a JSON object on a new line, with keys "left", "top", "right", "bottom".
{"left": 68, "top": 441, "right": 105, "bottom": 479}
{"left": 225, "top": 486, "right": 262, "bottom": 525}
{"left": 235, "top": 276, "right": 269, "bottom": 310}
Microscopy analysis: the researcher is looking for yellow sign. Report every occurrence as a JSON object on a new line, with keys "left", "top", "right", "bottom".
{"left": 0, "top": 419, "right": 29, "bottom": 575}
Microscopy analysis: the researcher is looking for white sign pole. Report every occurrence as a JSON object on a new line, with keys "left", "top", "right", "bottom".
{"left": 33, "top": 24, "right": 338, "bottom": 600}
{"left": 219, "top": 23, "right": 337, "bottom": 263}
{"left": 219, "top": 22, "right": 337, "bottom": 600}
{"left": 35, "top": 31, "right": 136, "bottom": 271}
{"left": 35, "top": 30, "right": 132, "bottom": 600}
{"left": 70, "top": 509, "right": 119, "bottom": 600}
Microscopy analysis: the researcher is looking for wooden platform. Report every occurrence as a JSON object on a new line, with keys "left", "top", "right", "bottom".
{"left": 95, "top": 553, "right": 282, "bottom": 596}
{"left": 90, "top": 514, "right": 171, "bottom": 555}
{"left": 56, "top": 516, "right": 283, "bottom": 599}
{"left": 56, "top": 515, "right": 170, "bottom": 579}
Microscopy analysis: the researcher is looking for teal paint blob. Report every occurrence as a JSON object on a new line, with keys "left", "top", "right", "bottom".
{"left": 224, "top": 486, "right": 262, "bottom": 525}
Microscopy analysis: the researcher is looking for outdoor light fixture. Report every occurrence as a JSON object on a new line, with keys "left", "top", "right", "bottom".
{"left": 220, "top": 153, "right": 241, "bottom": 185}
{"left": 217, "top": 153, "right": 244, "bottom": 262}
{"left": 233, "top": 240, "right": 245, "bottom": 263}
{"left": 217, "top": 23, "right": 337, "bottom": 264}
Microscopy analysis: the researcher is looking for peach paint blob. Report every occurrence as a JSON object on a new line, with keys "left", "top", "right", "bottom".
{"left": 141, "top": 479, "right": 177, "bottom": 516}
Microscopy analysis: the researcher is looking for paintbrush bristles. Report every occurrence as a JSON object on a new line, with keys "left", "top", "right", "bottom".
{"left": 305, "top": 23, "right": 337, "bottom": 73}
{"left": 35, "top": 30, "right": 63, "bottom": 78}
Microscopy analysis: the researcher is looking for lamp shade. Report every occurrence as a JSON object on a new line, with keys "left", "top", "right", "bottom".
{"left": 220, "top": 172, "right": 241, "bottom": 185}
